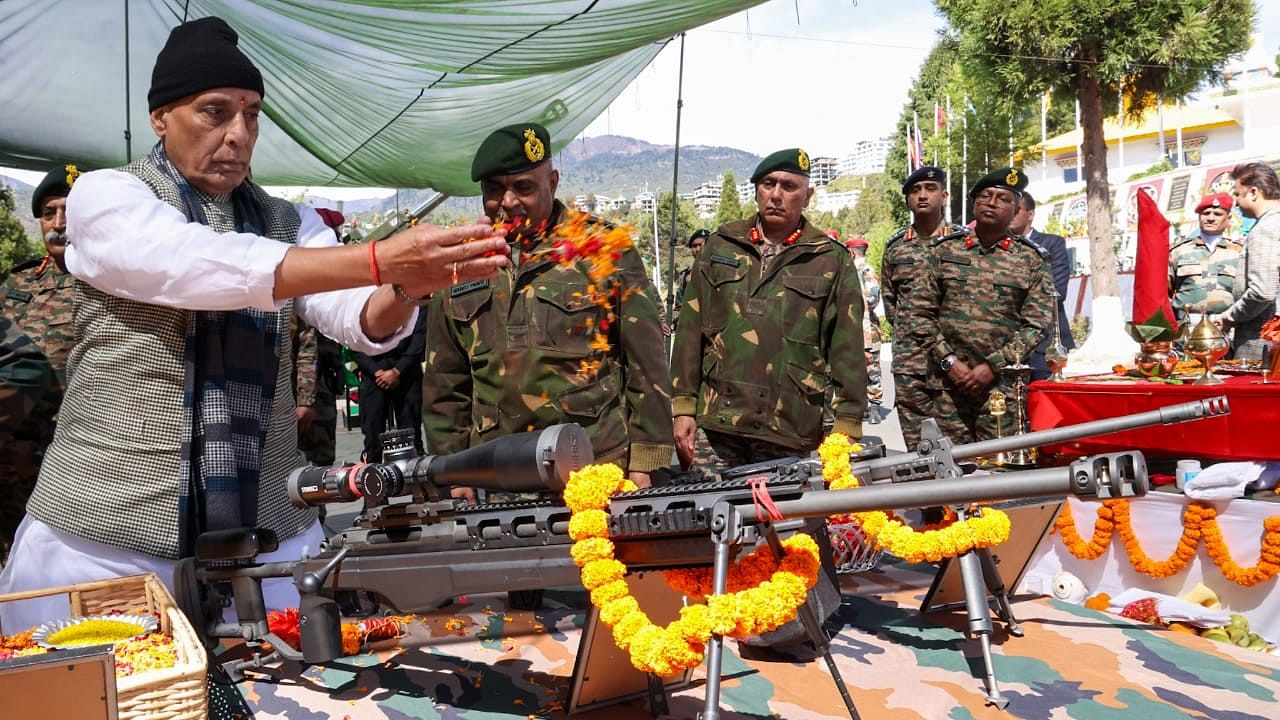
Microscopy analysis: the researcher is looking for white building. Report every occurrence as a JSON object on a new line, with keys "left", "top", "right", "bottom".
{"left": 692, "top": 180, "right": 721, "bottom": 218}
{"left": 632, "top": 191, "right": 655, "bottom": 213}
{"left": 839, "top": 136, "right": 894, "bottom": 176}
{"left": 815, "top": 188, "right": 860, "bottom": 214}
{"left": 737, "top": 181, "right": 753, "bottom": 205}
{"left": 810, "top": 156, "right": 840, "bottom": 187}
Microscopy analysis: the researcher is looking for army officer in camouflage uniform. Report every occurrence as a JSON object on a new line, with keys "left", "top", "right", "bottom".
{"left": 1169, "top": 192, "right": 1242, "bottom": 325}
{"left": 902, "top": 168, "right": 1053, "bottom": 444}
{"left": 882, "top": 166, "right": 967, "bottom": 451}
{"left": 671, "top": 148, "right": 866, "bottom": 470}
{"left": 1, "top": 166, "right": 79, "bottom": 553}
{"left": 423, "top": 123, "right": 674, "bottom": 497}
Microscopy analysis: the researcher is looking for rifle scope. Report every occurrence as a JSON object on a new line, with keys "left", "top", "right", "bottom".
{"left": 286, "top": 423, "right": 592, "bottom": 507}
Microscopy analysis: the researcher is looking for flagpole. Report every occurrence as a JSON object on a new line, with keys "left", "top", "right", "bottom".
{"left": 962, "top": 97, "right": 969, "bottom": 225}
{"left": 1040, "top": 93, "right": 1048, "bottom": 181}
{"left": 1007, "top": 116, "right": 1013, "bottom": 166}
{"left": 946, "top": 96, "right": 952, "bottom": 186}
{"left": 933, "top": 102, "right": 940, "bottom": 165}
{"left": 1074, "top": 98, "right": 1082, "bottom": 187}
{"left": 664, "top": 33, "right": 686, "bottom": 357}
{"left": 1118, "top": 92, "right": 1125, "bottom": 175}
{"left": 905, "top": 121, "right": 911, "bottom": 174}
{"left": 1175, "top": 99, "right": 1184, "bottom": 168}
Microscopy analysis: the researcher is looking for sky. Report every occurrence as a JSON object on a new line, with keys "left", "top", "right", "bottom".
{"left": 6, "top": 0, "right": 1280, "bottom": 201}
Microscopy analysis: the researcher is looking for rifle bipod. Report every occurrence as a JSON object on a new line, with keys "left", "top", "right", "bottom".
{"left": 951, "top": 506, "right": 1021, "bottom": 709}
{"left": 697, "top": 504, "right": 860, "bottom": 720}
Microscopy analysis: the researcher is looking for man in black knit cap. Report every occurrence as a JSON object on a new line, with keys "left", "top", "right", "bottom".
{"left": 0, "top": 16, "right": 512, "bottom": 629}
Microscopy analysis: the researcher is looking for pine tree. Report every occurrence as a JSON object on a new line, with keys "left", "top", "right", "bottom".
{"left": 714, "top": 171, "right": 743, "bottom": 227}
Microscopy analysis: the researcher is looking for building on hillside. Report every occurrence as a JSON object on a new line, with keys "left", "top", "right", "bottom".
{"left": 692, "top": 181, "right": 721, "bottom": 218}
{"left": 632, "top": 191, "right": 655, "bottom": 213}
{"left": 737, "top": 181, "right": 753, "bottom": 205}
{"left": 1020, "top": 46, "right": 1280, "bottom": 275}
{"left": 815, "top": 188, "right": 860, "bottom": 214}
{"left": 839, "top": 136, "right": 894, "bottom": 177}
{"left": 809, "top": 156, "right": 840, "bottom": 187}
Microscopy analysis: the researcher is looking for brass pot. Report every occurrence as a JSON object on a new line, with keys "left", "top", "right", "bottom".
{"left": 1134, "top": 341, "right": 1178, "bottom": 378}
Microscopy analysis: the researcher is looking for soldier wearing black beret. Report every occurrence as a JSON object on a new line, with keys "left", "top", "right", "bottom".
{"left": 900, "top": 167, "right": 1054, "bottom": 445}
{"left": 882, "top": 165, "right": 967, "bottom": 450}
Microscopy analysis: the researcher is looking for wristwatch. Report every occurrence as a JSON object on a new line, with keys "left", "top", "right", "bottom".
{"left": 939, "top": 354, "right": 958, "bottom": 372}
{"left": 392, "top": 283, "right": 432, "bottom": 307}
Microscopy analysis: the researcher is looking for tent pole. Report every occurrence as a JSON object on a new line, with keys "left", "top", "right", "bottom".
{"left": 665, "top": 33, "right": 687, "bottom": 357}
{"left": 123, "top": 0, "right": 132, "bottom": 161}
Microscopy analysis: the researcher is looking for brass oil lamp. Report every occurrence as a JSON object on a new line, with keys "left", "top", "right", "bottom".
{"left": 1185, "top": 312, "right": 1229, "bottom": 385}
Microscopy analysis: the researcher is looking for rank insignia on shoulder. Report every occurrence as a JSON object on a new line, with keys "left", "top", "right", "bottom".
{"left": 6, "top": 289, "right": 33, "bottom": 303}
{"left": 450, "top": 279, "right": 489, "bottom": 297}
{"left": 710, "top": 254, "right": 741, "bottom": 268}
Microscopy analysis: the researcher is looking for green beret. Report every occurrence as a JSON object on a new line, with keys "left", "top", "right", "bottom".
{"left": 471, "top": 123, "right": 551, "bottom": 182}
{"left": 751, "top": 148, "right": 811, "bottom": 184}
{"left": 969, "top": 167, "right": 1028, "bottom": 199}
{"left": 32, "top": 164, "right": 81, "bottom": 217}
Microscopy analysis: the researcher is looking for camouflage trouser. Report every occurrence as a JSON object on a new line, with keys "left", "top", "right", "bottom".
{"left": 866, "top": 352, "right": 883, "bottom": 405}
{"left": 895, "top": 374, "right": 933, "bottom": 452}
{"left": 925, "top": 383, "right": 1006, "bottom": 446}
{"left": 299, "top": 396, "right": 337, "bottom": 466}
{"left": 695, "top": 428, "right": 806, "bottom": 474}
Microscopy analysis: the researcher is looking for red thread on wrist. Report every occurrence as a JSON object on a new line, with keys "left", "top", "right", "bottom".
{"left": 368, "top": 241, "right": 383, "bottom": 286}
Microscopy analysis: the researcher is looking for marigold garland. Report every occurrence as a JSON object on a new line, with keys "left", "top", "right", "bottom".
{"left": 817, "top": 433, "right": 1012, "bottom": 563}
{"left": 565, "top": 463, "right": 820, "bottom": 675}
{"left": 1055, "top": 499, "right": 1280, "bottom": 587}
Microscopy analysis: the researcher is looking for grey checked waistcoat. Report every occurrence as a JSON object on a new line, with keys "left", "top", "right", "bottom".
{"left": 27, "top": 158, "right": 317, "bottom": 559}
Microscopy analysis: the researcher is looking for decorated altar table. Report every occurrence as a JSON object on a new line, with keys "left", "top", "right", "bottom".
{"left": 1020, "top": 491, "right": 1280, "bottom": 644}
{"left": 1028, "top": 374, "right": 1280, "bottom": 461}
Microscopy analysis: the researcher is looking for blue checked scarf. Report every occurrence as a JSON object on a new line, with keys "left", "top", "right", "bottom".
{"left": 149, "top": 144, "right": 282, "bottom": 556}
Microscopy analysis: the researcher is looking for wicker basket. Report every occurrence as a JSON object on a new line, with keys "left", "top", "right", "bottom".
{"left": 0, "top": 573, "right": 207, "bottom": 719}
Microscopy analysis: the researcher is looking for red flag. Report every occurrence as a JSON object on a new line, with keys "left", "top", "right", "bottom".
{"left": 1131, "top": 189, "right": 1178, "bottom": 335}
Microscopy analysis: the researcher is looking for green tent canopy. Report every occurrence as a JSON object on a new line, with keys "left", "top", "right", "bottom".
{"left": 0, "top": 0, "right": 762, "bottom": 195}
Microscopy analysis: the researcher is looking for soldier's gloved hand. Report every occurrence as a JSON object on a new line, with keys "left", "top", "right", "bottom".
{"left": 674, "top": 415, "right": 698, "bottom": 470}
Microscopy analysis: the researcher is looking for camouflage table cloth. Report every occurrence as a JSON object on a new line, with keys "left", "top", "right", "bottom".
{"left": 214, "top": 563, "right": 1279, "bottom": 719}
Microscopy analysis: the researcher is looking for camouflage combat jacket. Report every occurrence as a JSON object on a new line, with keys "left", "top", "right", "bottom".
{"left": 0, "top": 316, "right": 50, "bottom": 444}
{"left": 903, "top": 230, "right": 1054, "bottom": 389}
{"left": 1168, "top": 234, "right": 1242, "bottom": 321}
{"left": 670, "top": 217, "right": 866, "bottom": 449}
{"left": 1, "top": 257, "right": 74, "bottom": 490}
{"left": 881, "top": 223, "right": 967, "bottom": 376}
{"left": 423, "top": 202, "right": 674, "bottom": 473}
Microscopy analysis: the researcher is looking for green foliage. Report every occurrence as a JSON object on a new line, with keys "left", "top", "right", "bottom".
{"left": 937, "top": 0, "right": 1255, "bottom": 292}
{"left": 714, "top": 172, "right": 743, "bottom": 227}
{"left": 1126, "top": 158, "right": 1174, "bottom": 181}
{"left": 0, "top": 184, "right": 40, "bottom": 274}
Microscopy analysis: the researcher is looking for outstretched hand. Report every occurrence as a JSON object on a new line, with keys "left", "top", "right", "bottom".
{"left": 379, "top": 223, "right": 511, "bottom": 298}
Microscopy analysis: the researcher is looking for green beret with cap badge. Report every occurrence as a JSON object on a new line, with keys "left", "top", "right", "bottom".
{"left": 750, "top": 148, "right": 811, "bottom": 184}
{"left": 969, "top": 166, "right": 1028, "bottom": 199}
{"left": 471, "top": 123, "right": 551, "bottom": 182}
{"left": 31, "top": 164, "right": 80, "bottom": 218}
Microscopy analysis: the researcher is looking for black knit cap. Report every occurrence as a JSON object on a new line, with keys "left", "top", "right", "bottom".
{"left": 148, "top": 17, "right": 264, "bottom": 111}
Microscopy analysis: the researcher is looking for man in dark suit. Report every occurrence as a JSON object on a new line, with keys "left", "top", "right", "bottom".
{"left": 1010, "top": 192, "right": 1075, "bottom": 380}
{"left": 351, "top": 308, "right": 428, "bottom": 461}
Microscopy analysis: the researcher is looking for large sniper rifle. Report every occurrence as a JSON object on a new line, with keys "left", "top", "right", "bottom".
{"left": 175, "top": 396, "right": 1228, "bottom": 715}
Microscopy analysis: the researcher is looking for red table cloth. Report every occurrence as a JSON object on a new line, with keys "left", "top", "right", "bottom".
{"left": 1028, "top": 374, "right": 1280, "bottom": 461}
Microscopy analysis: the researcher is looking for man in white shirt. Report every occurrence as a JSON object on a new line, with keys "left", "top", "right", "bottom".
{"left": 0, "top": 16, "right": 510, "bottom": 630}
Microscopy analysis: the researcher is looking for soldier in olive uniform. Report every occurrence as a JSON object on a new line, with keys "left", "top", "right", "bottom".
{"left": 292, "top": 318, "right": 340, "bottom": 466}
{"left": 1169, "top": 193, "right": 1242, "bottom": 325}
{"left": 846, "top": 237, "right": 882, "bottom": 415}
{"left": 671, "top": 149, "right": 866, "bottom": 471}
{"left": 423, "top": 123, "right": 674, "bottom": 499}
{"left": 882, "top": 166, "right": 966, "bottom": 450}
{"left": 0, "top": 318, "right": 50, "bottom": 458}
{"left": 902, "top": 168, "right": 1054, "bottom": 444}
{"left": 1, "top": 166, "right": 79, "bottom": 552}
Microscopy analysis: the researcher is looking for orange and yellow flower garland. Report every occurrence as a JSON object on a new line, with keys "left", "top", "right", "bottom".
{"left": 1055, "top": 499, "right": 1280, "bottom": 587}
{"left": 817, "top": 433, "right": 1012, "bottom": 563}
{"left": 565, "top": 463, "right": 820, "bottom": 675}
